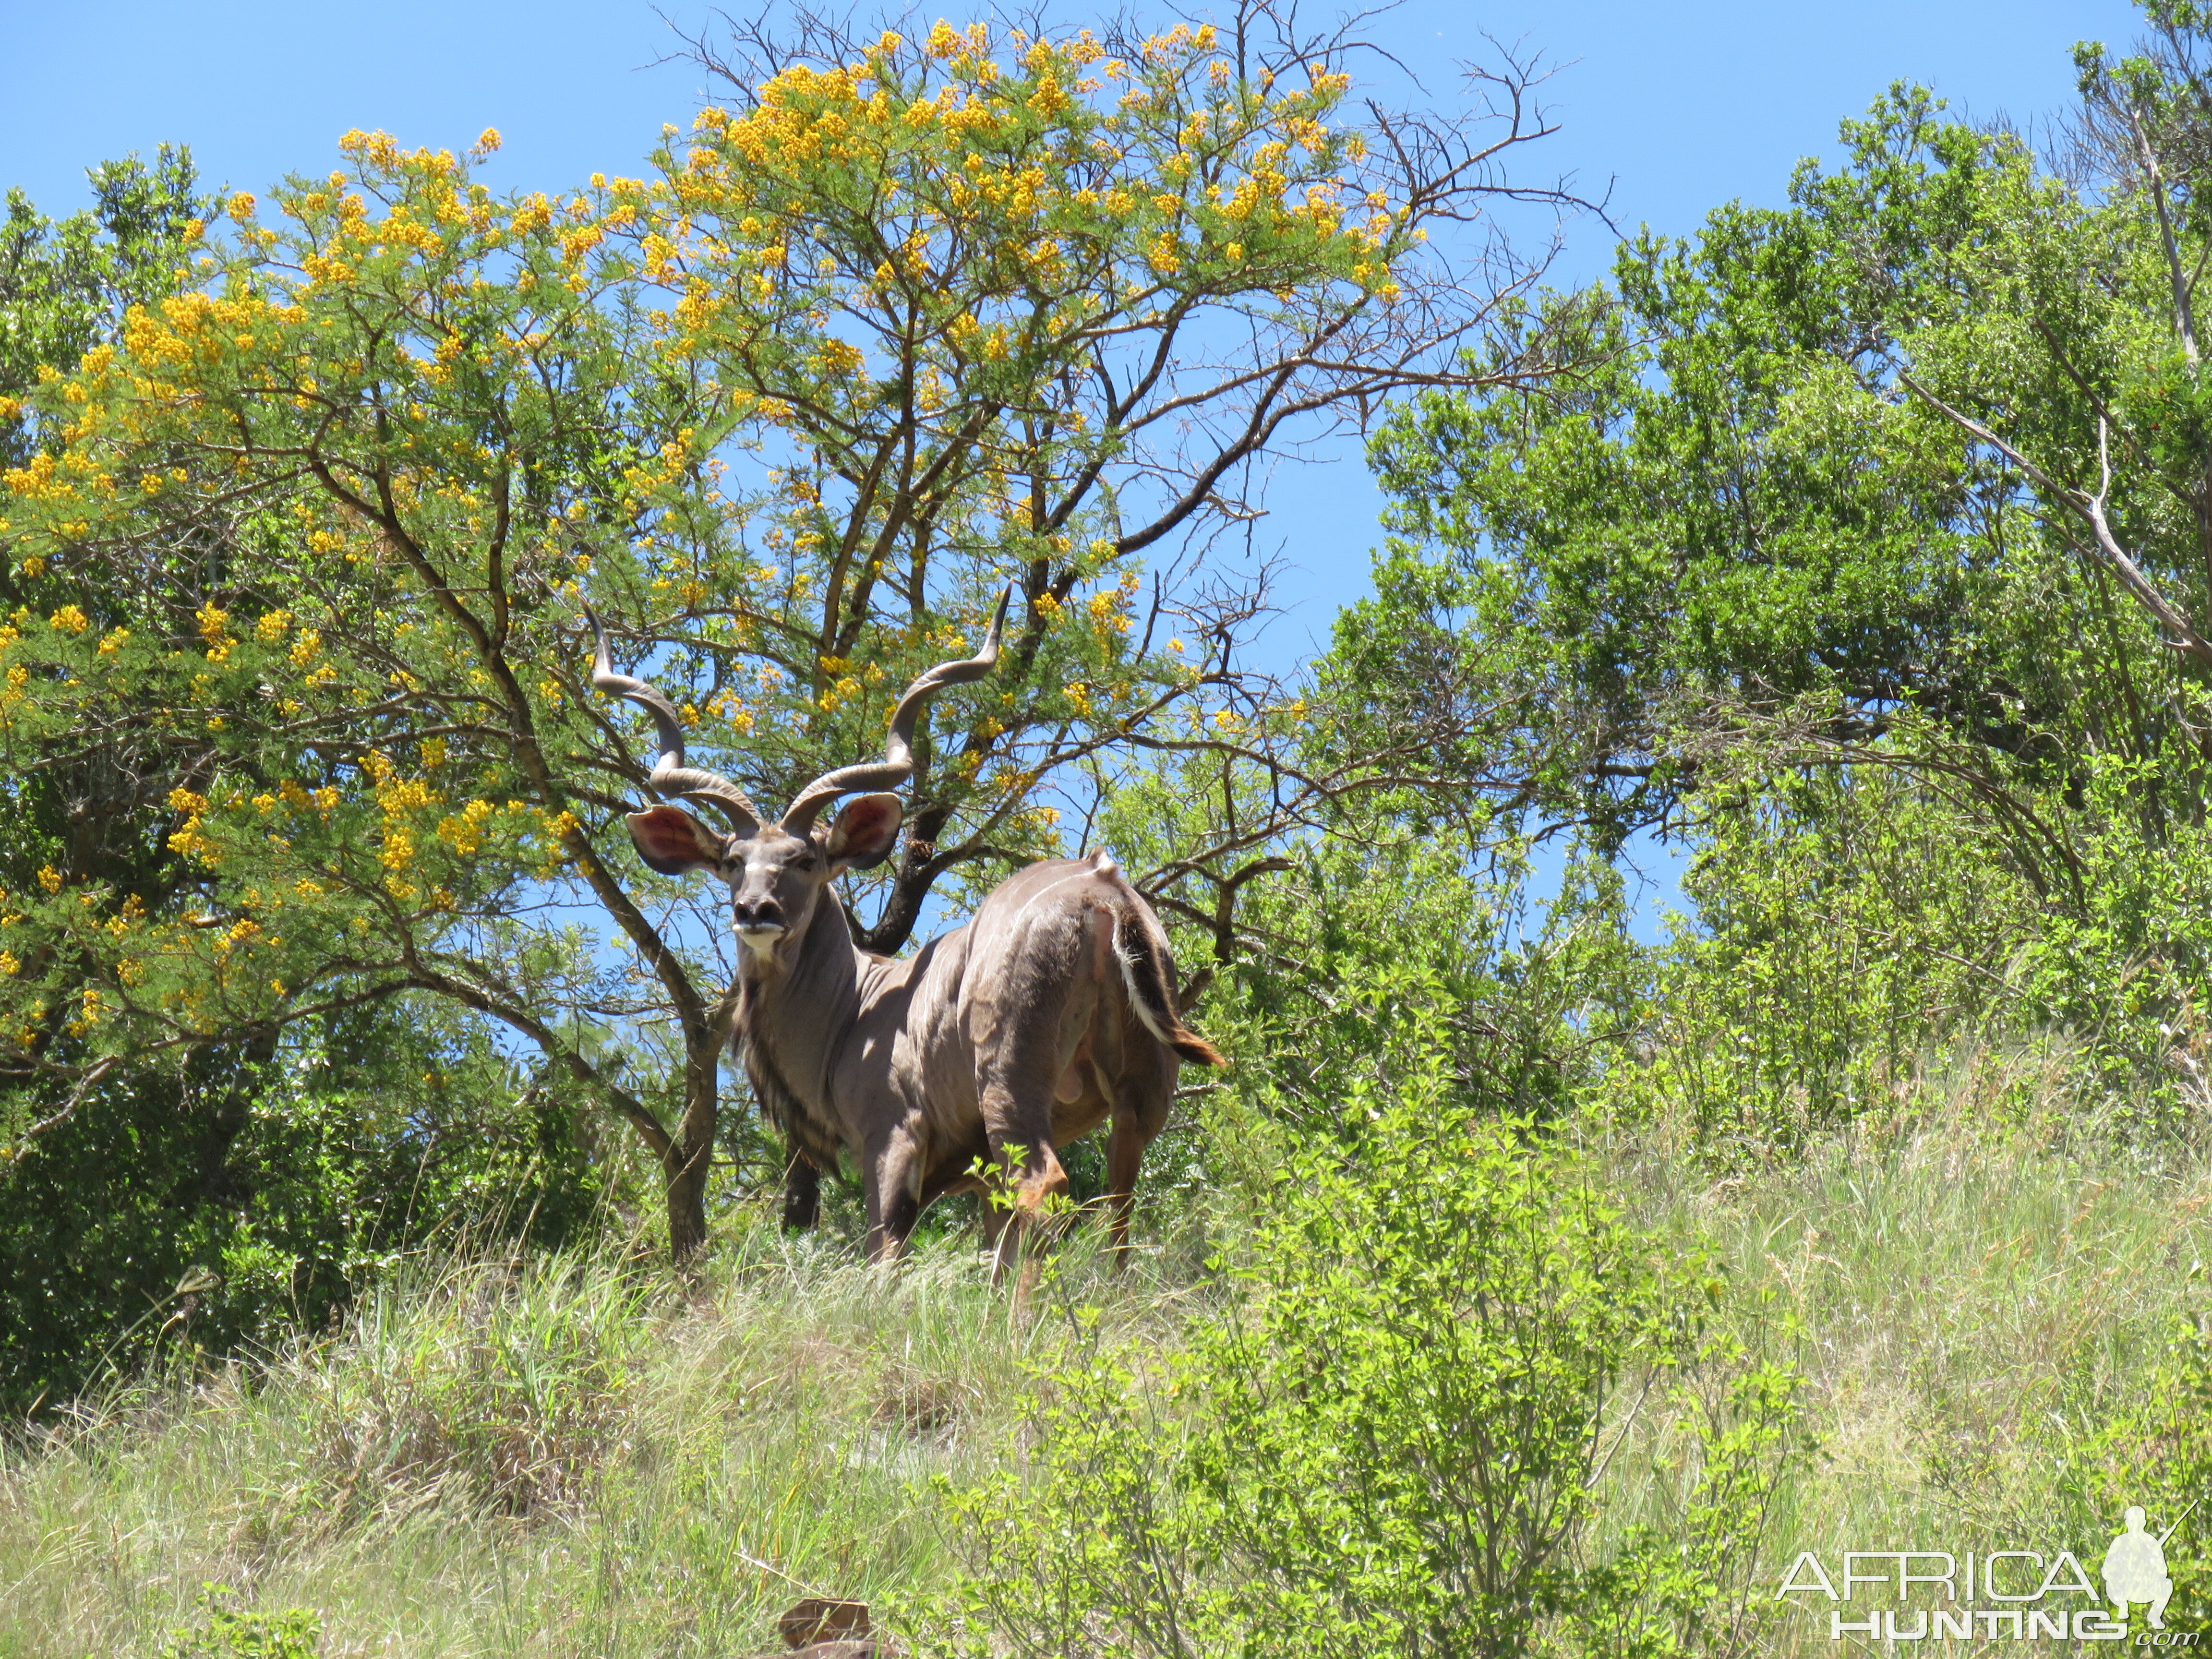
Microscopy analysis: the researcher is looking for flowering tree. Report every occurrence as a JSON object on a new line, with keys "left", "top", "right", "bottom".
{"left": 0, "top": 13, "right": 1587, "bottom": 1258}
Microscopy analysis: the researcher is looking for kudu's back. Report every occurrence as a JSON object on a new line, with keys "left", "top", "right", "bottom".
{"left": 881, "top": 851, "right": 1219, "bottom": 1232}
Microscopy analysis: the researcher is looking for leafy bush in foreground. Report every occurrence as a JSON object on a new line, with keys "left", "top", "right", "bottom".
{"left": 933, "top": 1039, "right": 1805, "bottom": 1659}
{"left": 157, "top": 1589, "right": 320, "bottom": 1659}
{"left": 2077, "top": 1298, "right": 2212, "bottom": 1633}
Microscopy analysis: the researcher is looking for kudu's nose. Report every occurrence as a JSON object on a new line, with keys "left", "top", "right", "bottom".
{"left": 732, "top": 897, "right": 785, "bottom": 932}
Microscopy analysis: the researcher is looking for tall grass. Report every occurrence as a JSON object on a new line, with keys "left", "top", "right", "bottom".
{"left": 3, "top": 1055, "right": 2207, "bottom": 1658}
{"left": 0, "top": 1221, "right": 1191, "bottom": 1659}
{"left": 1589, "top": 1043, "right": 2212, "bottom": 1652}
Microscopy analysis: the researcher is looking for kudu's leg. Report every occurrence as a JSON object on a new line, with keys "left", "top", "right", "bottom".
{"left": 978, "top": 1117, "right": 1070, "bottom": 1285}
{"left": 1101, "top": 1045, "right": 1173, "bottom": 1270}
{"left": 973, "top": 925, "right": 1086, "bottom": 1286}
{"left": 781, "top": 1151, "right": 821, "bottom": 1233}
{"left": 863, "top": 1128, "right": 926, "bottom": 1266}
{"left": 1104, "top": 1108, "right": 1148, "bottom": 1268}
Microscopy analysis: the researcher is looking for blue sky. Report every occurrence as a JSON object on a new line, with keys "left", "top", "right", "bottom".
{"left": 0, "top": 0, "right": 2150, "bottom": 928}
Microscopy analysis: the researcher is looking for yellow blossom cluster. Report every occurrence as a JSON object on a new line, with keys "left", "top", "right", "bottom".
{"left": 437, "top": 797, "right": 495, "bottom": 855}
{"left": 167, "top": 788, "right": 224, "bottom": 867}
{"left": 1086, "top": 568, "right": 1140, "bottom": 635}
{"left": 656, "top": 15, "right": 1407, "bottom": 386}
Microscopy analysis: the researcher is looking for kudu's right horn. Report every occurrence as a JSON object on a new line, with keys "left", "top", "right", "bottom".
{"left": 587, "top": 604, "right": 766, "bottom": 834}
{"left": 779, "top": 585, "right": 1013, "bottom": 836}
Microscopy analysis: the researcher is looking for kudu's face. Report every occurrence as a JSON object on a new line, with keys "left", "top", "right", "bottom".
{"left": 591, "top": 584, "right": 1009, "bottom": 971}
{"left": 626, "top": 794, "right": 903, "bottom": 967}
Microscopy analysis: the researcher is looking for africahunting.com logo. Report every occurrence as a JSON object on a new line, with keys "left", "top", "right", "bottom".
{"left": 1776, "top": 1503, "right": 2200, "bottom": 1644}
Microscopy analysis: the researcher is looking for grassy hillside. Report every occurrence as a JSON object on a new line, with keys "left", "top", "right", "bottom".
{"left": 6, "top": 1057, "right": 2206, "bottom": 1659}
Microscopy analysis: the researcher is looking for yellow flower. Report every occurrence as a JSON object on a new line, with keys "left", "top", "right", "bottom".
{"left": 168, "top": 820, "right": 223, "bottom": 865}
{"left": 66, "top": 987, "right": 104, "bottom": 1035}
{"left": 48, "top": 605, "right": 88, "bottom": 635}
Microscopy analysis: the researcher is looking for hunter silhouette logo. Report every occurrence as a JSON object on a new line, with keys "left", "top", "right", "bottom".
{"left": 2105, "top": 1503, "right": 2198, "bottom": 1633}
{"left": 1777, "top": 1501, "right": 2201, "bottom": 1643}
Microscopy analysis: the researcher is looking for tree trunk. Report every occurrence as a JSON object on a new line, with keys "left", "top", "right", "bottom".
{"left": 663, "top": 1027, "right": 724, "bottom": 1264}
{"left": 665, "top": 1136, "right": 713, "bottom": 1263}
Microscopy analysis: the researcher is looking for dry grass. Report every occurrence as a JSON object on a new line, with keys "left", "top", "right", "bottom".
{"left": 0, "top": 1221, "right": 1194, "bottom": 1659}
{"left": 3, "top": 1052, "right": 2206, "bottom": 1657}
{"left": 1588, "top": 1041, "right": 2212, "bottom": 1652}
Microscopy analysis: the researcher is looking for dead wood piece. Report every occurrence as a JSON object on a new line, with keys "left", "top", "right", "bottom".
{"left": 779, "top": 1598, "right": 873, "bottom": 1648}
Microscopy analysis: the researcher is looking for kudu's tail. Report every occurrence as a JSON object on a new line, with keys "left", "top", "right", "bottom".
{"left": 1112, "top": 901, "right": 1226, "bottom": 1069}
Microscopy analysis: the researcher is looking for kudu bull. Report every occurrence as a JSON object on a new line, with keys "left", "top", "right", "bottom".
{"left": 590, "top": 589, "right": 1222, "bottom": 1266}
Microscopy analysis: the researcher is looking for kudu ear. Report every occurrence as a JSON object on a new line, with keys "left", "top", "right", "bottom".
{"left": 626, "top": 804, "right": 728, "bottom": 876}
{"left": 823, "top": 793, "right": 903, "bottom": 872}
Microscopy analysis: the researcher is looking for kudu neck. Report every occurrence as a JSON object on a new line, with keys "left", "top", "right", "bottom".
{"left": 736, "top": 885, "right": 867, "bottom": 1103}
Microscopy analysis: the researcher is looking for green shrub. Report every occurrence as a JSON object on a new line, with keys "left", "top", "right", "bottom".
{"left": 156, "top": 1588, "right": 320, "bottom": 1659}
{"left": 2076, "top": 1298, "right": 2212, "bottom": 1631}
{"left": 1598, "top": 728, "right": 2212, "bottom": 1154}
{"left": 932, "top": 1035, "right": 1803, "bottom": 1658}
{"left": 0, "top": 997, "right": 617, "bottom": 1417}
{"left": 1599, "top": 750, "right": 2034, "bottom": 1147}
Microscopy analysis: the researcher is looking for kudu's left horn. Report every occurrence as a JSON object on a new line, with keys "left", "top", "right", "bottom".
{"left": 586, "top": 604, "right": 765, "bottom": 834}
{"left": 779, "top": 585, "right": 1014, "bottom": 836}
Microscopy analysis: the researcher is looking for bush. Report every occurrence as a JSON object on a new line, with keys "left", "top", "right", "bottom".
{"left": 931, "top": 1034, "right": 1802, "bottom": 1658}
{"left": 2076, "top": 1298, "right": 2212, "bottom": 1631}
{"left": 0, "top": 997, "right": 616, "bottom": 1417}
{"left": 1599, "top": 750, "right": 2034, "bottom": 1147}
{"left": 156, "top": 1588, "right": 320, "bottom": 1659}
{"left": 1598, "top": 726, "right": 2212, "bottom": 1154}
